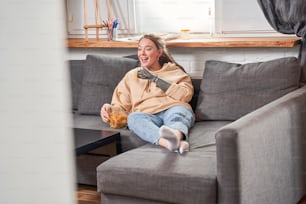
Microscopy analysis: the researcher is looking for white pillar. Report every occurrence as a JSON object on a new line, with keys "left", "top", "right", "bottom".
{"left": 0, "top": 1, "right": 75, "bottom": 204}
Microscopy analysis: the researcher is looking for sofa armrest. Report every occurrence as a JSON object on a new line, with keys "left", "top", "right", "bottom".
{"left": 216, "top": 86, "right": 306, "bottom": 204}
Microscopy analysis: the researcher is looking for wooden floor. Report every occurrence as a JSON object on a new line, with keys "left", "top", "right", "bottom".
{"left": 77, "top": 185, "right": 100, "bottom": 204}
{"left": 299, "top": 195, "right": 306, "bottom": 204}
{"left": 76, "top": 185, "right": 306, "bottom": 204}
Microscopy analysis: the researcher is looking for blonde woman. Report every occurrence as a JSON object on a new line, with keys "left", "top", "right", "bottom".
{"left": 101, "top": 34, "right": 195, "bottom": 154}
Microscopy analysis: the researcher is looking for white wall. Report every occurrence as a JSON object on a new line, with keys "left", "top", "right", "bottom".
{"left": 67, "top": 46, "right": 300, "bottom": 78}
{"left": 0, "top": 1, "right": 75, "bottom": 204}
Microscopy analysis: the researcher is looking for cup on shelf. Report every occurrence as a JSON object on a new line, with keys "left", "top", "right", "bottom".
{"left": 112, "top": 28, "right": 118, "bottom": 41}
{"left": 180, "top": 29, "right": 190, "bottom": 40}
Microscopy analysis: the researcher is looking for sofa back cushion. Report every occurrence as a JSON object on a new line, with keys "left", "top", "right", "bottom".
{"left": 69, "top": 60, "right": 85, "bottom": 111}
{"left": 195, "top": 57, "right": 301, "bottom": 121}
{"left": 78, "top": 54, "right": 139, "bottom": 115}
{"left": 190, "top": 78, "right": 201, "bottom": 111}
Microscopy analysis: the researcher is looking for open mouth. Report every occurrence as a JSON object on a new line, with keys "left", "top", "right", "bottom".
{"left": 140, "top": 57, "right": 149, "bottom": 65}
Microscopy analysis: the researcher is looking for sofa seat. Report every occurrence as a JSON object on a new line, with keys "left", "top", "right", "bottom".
{"left": 97, "top": 121, "right": 231, "bottom": 204}
{"left": 73, "top": 113, "right": 147, "bottom": 152}
{"left": 189, "top": 121, "right": 231, "bottom": 151}
{"left": 98, "top": 145, "right": 217, "bottom": 204}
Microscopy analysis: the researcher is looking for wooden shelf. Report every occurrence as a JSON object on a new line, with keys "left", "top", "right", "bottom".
{"left": 67, "top": 36, "right": 301, "bottom": 48}
{"left": 67, "top": 38, "right": 137, "bottom": 48}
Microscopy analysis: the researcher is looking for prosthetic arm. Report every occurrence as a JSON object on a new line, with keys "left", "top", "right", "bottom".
{"left": 137, "top": 67, "right": 171, "bottom": 92}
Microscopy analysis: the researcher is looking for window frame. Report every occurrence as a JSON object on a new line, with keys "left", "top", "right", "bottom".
{"left": 66, "top": 0, "right": 287, "bottom": 38}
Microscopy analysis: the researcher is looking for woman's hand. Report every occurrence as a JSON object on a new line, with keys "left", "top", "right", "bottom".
{"left": 137, "top": 67, "right": 157, "bottom": 80}
{"left": 138, "top": 67, "right": 170, "bottom": 92}
{"left": 100, "top": 103, "right": 111, "bottom": 123}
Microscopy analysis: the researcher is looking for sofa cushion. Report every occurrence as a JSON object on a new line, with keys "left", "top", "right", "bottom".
{"left": 78, "top": 55, "right": 139, "bottom": 115}
{"left": 195, "top": 57, "right": 301, "bottom": 121}
{"left": 69, "top": 60, "right": 85, "bottom": 111}
{"left": 97, "top": 144, "right": 217, "bottom": 204}
{"left": 189, "top": 120, "right": 231, "bottom": 151}
{"left": 189, "top": 78, "right": 201, "bottom": 111}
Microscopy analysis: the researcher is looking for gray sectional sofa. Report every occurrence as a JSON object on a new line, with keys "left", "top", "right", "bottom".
{"left": 69, "top": 54, "right": 306, "bottom": 204}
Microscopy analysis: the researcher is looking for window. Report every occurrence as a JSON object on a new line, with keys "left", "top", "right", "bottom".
{"left": 134, "top": 0, "right": 213, "bottom": 34}
{"left": 66, "top": 0, "right": 135, "bottom": 37}
{"left": 66, "top": 0, "right": 282, "bottom": 38}
{"left": 214, "top": 0, "right": 280, "bottom": 36}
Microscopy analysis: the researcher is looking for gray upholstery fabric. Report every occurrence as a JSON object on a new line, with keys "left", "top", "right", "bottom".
{"left": 189, "top": 121, "right": 231, "bottom": 152}
{"left": 97, "top": 121, "right": 229, "bottom": 204}
{"left": 78, "top": 55, "right": 139, "bottom": 115}
{"left": 216, "top": 86, "right": 306, "bottom": 204}
{"left": 98, "top": 144, "right": 217, "bottom": 204}
{"left": 195, "top": 57, "right": 301, "bottom": 121}
{"left": 69, "top": 60, "right": 85, "bottom": 111}
{"left": 102, "top": 194, "right": 169, "bottom": 204}
{"left": 189, "top": 78, "right": 201, "bottom": 111}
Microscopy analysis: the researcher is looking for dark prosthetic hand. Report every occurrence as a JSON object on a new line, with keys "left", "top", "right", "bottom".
{"left": 137, "top": 67, "right": 171, "bottom": 92}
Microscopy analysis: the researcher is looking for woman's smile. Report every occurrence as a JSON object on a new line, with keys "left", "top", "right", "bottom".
{"left": 138, "top": 38, "right": 162, "bottom": 70}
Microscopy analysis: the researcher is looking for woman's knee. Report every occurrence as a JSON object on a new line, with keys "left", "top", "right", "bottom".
{"left": 163, "top": 106, "right": 195, "bottom": 130}
{"left": 166, "top": 105, "right": 194, "bottom": 120}
{"left": 128, "top": 112, "right": 143, "bottom": 125}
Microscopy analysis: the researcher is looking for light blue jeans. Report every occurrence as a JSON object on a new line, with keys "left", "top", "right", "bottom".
{"left": 127, "top": 105, "right": 195, "bottom": 144}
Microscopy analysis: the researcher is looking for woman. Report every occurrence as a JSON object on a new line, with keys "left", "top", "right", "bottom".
{"left": 100, "top": 34, "right": 195, "bottom": 154}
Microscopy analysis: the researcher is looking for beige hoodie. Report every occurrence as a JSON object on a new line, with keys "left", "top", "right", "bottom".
{"left": 111, "top": 62, "right": 194, "bottom": 114}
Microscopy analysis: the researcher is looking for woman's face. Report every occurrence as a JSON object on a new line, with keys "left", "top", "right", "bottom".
{"left": 138, "top": 38, "right": 162, "bottom": 70}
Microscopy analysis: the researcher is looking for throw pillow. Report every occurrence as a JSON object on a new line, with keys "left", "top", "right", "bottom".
{"left": 195, "top": 57, "right": 301, "bottom": 121}
{"left": 78, "top": 54, "right": 139, "bottom": 115}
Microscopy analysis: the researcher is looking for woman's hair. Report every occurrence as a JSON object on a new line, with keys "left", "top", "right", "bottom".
{"left": 138, "top": 34, "right": 186, "bottom": 72}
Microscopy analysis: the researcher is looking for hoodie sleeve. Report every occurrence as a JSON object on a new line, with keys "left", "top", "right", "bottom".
{"left": 165, "top": 74, "right": 194, "bottom": 103}
{"left": 111, "top": 74, "right": 132, "bottom": 112}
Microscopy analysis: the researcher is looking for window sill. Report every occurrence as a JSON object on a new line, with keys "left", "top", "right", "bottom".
{"left": 66, "top": 36, "right": 301, "bottom": 48}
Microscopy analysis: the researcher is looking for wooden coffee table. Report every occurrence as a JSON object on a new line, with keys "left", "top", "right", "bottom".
{"left": 74, "top": 128, "right": 121, "bottom": 156}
